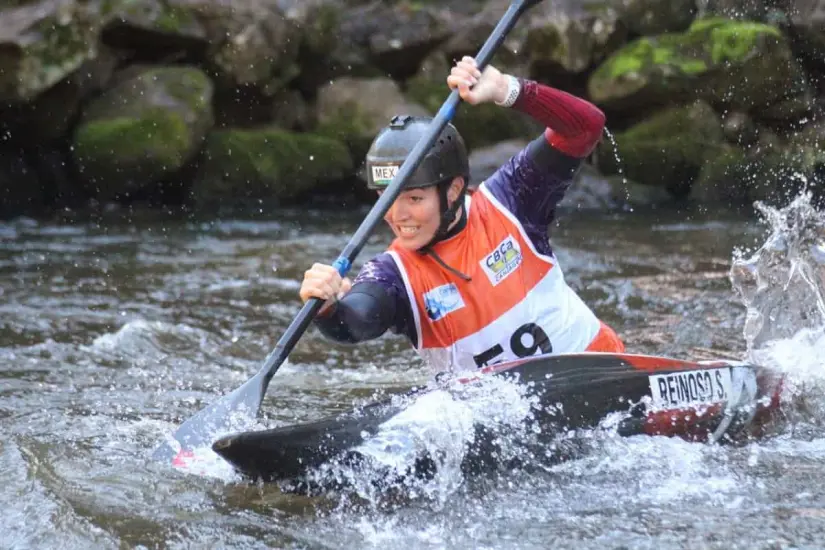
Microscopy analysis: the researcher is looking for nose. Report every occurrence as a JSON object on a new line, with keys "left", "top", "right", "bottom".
{"left": 386, "top": 200, "right": 409, "bottom": 222}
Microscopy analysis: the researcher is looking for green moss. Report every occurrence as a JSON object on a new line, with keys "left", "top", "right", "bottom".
{"left": 70, "top": 66, "right": 214, "bottom": 198}
{"left": 154, "top": 4, "right": 200, "bottom": 34}
{"left": 75, "top": 111, "right": 189, "bottom": 164}
{"left": 595, "top": 34, "right": 707, "bottom": 83}
{"left": 593, "top": 17, "right": 782, "bottom": 83}
{"left": 194, "top": 128, "right": 354, "bottom": 203}
{"left": 315, "top": 105, "right": 376, "bottom": 161}
{"left": 588, "top": 16, "right": 793, "bottom": 108}
{"left": 13, "top": 5, "right": 98, "bottom": 100}
{"left": 83, "top": 67, "right": 213, "bottom": 122}
{"left": 155, "top": 68, "right": 212, "bottom": 112}
{"left": 73, "top": 109, "right": 192, "bottom": 190}
{"left": 599, "top": 102, "right": 725, "bottom": 195}
{"left": 691, "top": 145, "right": 751, "bottom": 203}
{"left": 690, "top": 17, "right": 781, "bottom": 64}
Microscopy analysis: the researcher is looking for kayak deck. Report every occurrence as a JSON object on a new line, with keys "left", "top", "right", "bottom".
{"left": 212, "top": 353, "right": 784, "bottom": 484}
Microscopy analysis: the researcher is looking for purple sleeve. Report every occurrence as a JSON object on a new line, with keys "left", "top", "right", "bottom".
{"left": 353, "top": 252, "right": 417, "bottom": 346}
{"left": 482, "top": 137, "right": 582, "bottom": 256}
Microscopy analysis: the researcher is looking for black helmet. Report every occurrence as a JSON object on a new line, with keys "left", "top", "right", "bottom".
{"left": 365, "top": 115, "right": 470, "bottom": 190}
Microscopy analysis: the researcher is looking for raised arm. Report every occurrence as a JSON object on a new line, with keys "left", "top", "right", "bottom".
{"left": 482, "top": 74, "right": 606, "bottom": 233}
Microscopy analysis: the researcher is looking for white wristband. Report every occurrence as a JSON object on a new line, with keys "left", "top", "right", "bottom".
{"left": 495, "top": 75, "right": 521, "bottom": 108}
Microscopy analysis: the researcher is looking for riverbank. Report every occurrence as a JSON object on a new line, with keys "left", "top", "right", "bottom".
{"left": 3, "top": 0, "right": 825, "bottom": 219}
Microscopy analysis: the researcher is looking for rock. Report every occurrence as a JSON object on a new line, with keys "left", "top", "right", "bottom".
{"left": 405, "top": 68, "right": 540, "bottom": 152}
{"left": 558, "top": 163, "right": 675, "bottom": 211}
{"left": 315, "top": 77, "right": 431, "bottom": 161}
{"left": 282, "top": 0, "right": 349, "bottom": 92}
{"left": 0, "top": 45, "right": 119, "bottom": 145}
{"left": 520, "top": 0, "right": 627, "bottom": 76}
{"left": 331, "top": 2, "right": 454, "bottom": 82}
{"left": 468, "top": 139, "right": 529, "bottom": 185}
{"left": 190, "top": 128, "right": 353, "bottom": 208}
{"left": 721, "top": 110, "right": 760, "bottom": 146}
{"left": 690, "top": 144, "right": 752, "bottom": 204}
{"left": 0, "top": 0, "right": 109, "bottom": 102}
{"left": 103, "top": 0, "right": 304, "bottom": 92}
{"left": 71, "top": 66, "right": 214, "bottom": 200}
{"left": 518, "top": 0, "right": 696, "bottom": 79}
{"left": 758, "top": 91, "right": 817, "bottom": 128}
{"left": 596, "top": 100, "right": 725, "bottom": 196}
{"left": 440, "top": 0, "right": 524, "bottom": 67}
{"left": 620, "top": 0, "right": 698, "bottom": 36}
{"left": 204, "top": 0, "right": 301, "bottom": 93}
{"left": 587, "top": 17, "right": 808, "bottom": 113}
{"left": 701, "top": 0, "right": 786, "bottom": 21}
{"left": 0, "top": 147, "right": 43, "bottom": 218}
{"left": 214, "top": 87, "right": 311, "bottom": 131}
{"left": 558, "top": 163, "right": 618, "bottom": 210}
{"left": 101, "top": 0, "right": 209, "bottom": 57}
{"left": 787, "top": 0, "right": 825, "bottom": 65}
{"left": 611, "top": 174, "right": 675, "bottom": 207}
{"left": 690, "top": 124, "right": 825, "bottom": 206}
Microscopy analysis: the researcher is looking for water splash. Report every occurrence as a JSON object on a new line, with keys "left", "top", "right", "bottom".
{"left": 730, "top": 191, "right": 825, "bottom": 377}
{"left": 299, "top": 374, "right": 543, "bottom": 509}
{"left": 602, "top": 127, "right": 633, "bottom": 212}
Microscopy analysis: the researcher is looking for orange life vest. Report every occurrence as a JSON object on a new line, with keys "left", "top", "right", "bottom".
{"left": 388, "top": 184, "right": 621, "bottom": 372}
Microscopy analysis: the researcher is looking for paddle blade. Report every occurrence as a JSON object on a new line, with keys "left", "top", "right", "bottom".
{"left": 152, "top": 370, "right": 267, "bottom": 463}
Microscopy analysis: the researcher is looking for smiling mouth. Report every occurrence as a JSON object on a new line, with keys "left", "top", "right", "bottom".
{"left": 398, "top": 226, "right": 420, "bottom": 236}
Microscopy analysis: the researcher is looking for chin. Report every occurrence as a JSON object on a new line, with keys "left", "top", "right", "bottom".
{"left": 394, "top": 238, "right": 424, "bottom": 251}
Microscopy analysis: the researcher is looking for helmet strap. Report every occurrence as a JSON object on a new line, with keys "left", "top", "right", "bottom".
{"left": 420, "top": 178, "right": 468, "bottom": 250}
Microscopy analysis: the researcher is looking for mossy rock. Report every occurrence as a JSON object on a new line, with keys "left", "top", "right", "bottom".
{"left": 597, "top": 101, "right": 725, "bottom": 196}
{"left": 521, "top": 0, "right": 628, "bottom": 75}
{"left": 314, "top": 106, "right": 379, "bottom": 167}
{"left": 691, "top": 145, "right": 751, "bottom": 204}
{"left": 314, "top": 77, "right": 431, "bottom": 163}
{"left": 190, "top": 128, "right": 353, "bottom": 208}
{"left": 0, "top": 0, "right": 104, "bottom": 101}
{"left": 691, "top": 136, "right": 825, "bottom": 206}
{"left": 71, "top": 66, "right": 214, "bottom": 200}
{"left": 101, "top": 0, "right": 208, "bottom": 52}
{"left": 587, "top": 17, "right": 807, "bottom": 112}
{"left": 404, "top": 74, "right": 538, "bottom": 152}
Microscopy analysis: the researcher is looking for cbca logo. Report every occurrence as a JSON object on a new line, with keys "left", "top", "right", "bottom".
{"left": 480, "top": 235, "right": 522, "bottom": 286}
{"left": 423, "top": 283, "right": 465, "bottom": 321}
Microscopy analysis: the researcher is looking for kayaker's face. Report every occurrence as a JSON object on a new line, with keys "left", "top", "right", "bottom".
{"left": 379, "top": 178, "right": 464, "bottom": 250}
{"left": 381, "top": 186, "right": 441, "bottom": 250}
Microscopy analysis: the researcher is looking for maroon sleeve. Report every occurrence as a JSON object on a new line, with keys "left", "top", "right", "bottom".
{"left": 479, "top": 81, "right": 605, "bottom": 242}
{"left": 513, "top": 80, "right": 605, "bottom": 158}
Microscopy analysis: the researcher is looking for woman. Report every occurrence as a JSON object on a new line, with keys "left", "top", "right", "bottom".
{"left": 299, "top": 56, "right": 624, "bottom": 372}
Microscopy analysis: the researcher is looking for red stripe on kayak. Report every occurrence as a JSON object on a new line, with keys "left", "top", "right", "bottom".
{"left": 642, "top": 403, "right": 725, "bottom": 440}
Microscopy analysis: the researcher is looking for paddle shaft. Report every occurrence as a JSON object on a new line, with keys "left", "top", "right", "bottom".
{"left": 259, "top": 0, "right": 538, "bottom": 389}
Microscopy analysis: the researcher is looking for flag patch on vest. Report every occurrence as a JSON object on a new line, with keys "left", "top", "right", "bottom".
{"left": 480, "top": 235, "right": 523, "bottom": 286}
{"left": 423, "top": 283, "right": 465, "bottom": 321}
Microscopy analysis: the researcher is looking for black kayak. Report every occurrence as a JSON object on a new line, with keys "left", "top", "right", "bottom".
{"left": 212, "top": 352, "right": 784, "bottom": 485}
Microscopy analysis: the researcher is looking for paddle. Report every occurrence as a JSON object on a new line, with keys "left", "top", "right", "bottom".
{"left": 152, "top": 0, "right": 544, "bottom": 463}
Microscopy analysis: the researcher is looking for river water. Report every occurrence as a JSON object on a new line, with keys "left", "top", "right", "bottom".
{"left": 4, "top": 194, "right": 825, "bottom": 549}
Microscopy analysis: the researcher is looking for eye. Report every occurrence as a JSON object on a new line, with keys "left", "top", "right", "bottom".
{"left": 409, "top": 195, "right": 424, "bottom": 203}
